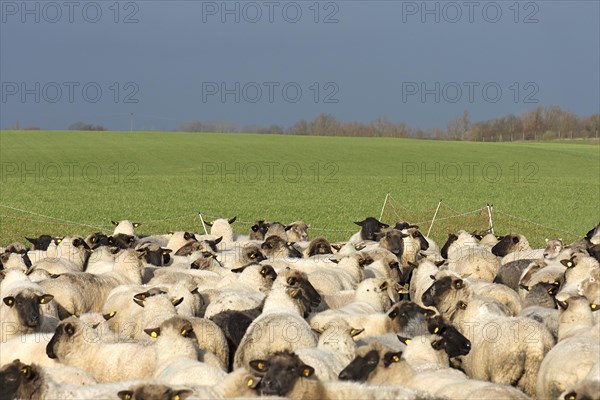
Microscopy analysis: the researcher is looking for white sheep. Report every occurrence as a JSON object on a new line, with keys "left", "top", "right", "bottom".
{"left": 233, "top": 285, "right": 318, "bottom": 370}
{"left": 295, "top": 318, "right": 362, "bottom": 381}
{"left": 40, "top": 248, "right": 145, "bottom": 318}
{"left": 442, "top": 231, "right": 500, "bottom": 282}
{"left": 111, "top": 220, "right": 141, "bottom": 237}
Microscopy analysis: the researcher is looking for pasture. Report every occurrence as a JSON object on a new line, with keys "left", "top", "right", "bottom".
{"left": 0, "top": 130, "right": 598, "bottom": 246}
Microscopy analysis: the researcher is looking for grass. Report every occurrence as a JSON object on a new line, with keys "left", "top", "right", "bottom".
{"left": 0, "top": 130, "right": 598, "bottom": 247}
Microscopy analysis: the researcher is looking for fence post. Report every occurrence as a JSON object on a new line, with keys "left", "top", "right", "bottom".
{"left": 427, "top": 199, "right": 443, "bottom": 238}
{"left": 379, "top": 193, "right": 390, "bottom": 222}
{"left": 198, "top": 212, "right": 208, "bottom": 235}
{"left": 486, "top": 204, "right": 494, "bottom": 235}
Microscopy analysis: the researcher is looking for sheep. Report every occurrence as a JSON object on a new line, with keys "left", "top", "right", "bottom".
{"left": 261, "top": 236, "right": 302, "bottom": 259}
{"left": 408, "top": 259, "right": 442, "bottom": 308}
{"left": 579, "top": 267, "right": 600, "bottom": 311}
{"left": 400, "top": 227, "right": 429, "bottom": 266}
{"left": 108, "top": 234, "right": 137, "bottom": 249}
{"left": 264, "top": 222, "right": 288, "bottom": 240}
{"left": 1, "top": 273, "right": 58, "bottom": 341}
{"left": 544, "top": 238, "right": 564, "bottom": 259}
{"left": 219, "top": 243, "right": 266, "bottom": 269}
{"left": 557, "top": 254, "right": 600, "bottom": 301}
{"left": 556, "top": 295, "right": 599, "bottom": 341}
{"left": 40, "top": 248, "right": 145, "bottom": 318}
{"left": 295, "top": 318, "right": 362, "bottom": 381}
{"left": 285, "top": 221, "right": 310, "bottom": 242}
{"left": 84, "top": 231, "right": 109, "bottom": 249}
{"left": 111, "top": 220, "right": 141, "bottom": 237}
{"left": 536, "top": 334, "right": 600, "bottom": 399}
{"left": 84, "top": 245, "right": 119, "bottom": 274}
{"left": 518, "top": 259, "right": 567, "bottom": 299}
{"left": 362, "top": 249, "right": 401, "bottom": 282}
{"left": 306, "top": 237, "right": 333, "bottom": 257}
{"left": 518, "top": 281, "right": 560, "bottom": 339}
{"left": 233, "top": 285, "right": 318, "bottom": 370}
{"left": 25, "top": 235, "right": 55, "bottom": 251}
{"left": 560, "top": 377, "right": 600, "bottom": 400}
{"left": 0, "top": 251, "right": 31, "bottom": 272}
{"left": 447, "top": 297, "right": 555, "bottom": 397}
{"left": 440, "top": 230, "right": 500, "bottom": 282}
{"left": 422, "top": 271, "right": 520, "bottom": 317}
{"left": 135, "top": 242, "right": 172, "bottom": 267}
{"left": 1, "top": 359, "right": 143, "bottom": 400}
{"left": 205, "top": 216, "right": 237, "bottom": 245}
{"left": 0, "top": 311, "right": 116, "bottom": 368}
{"left": 349, "top": 217, "right": 389, "bottom": 243}
{"left": 492, "top": 232, "right": 545, "bottom": 263}
{"left": 248, "top": 350, "right": 428, "bottom": 400}
{"left": 165, "top": 231, "right": 198, "bottom": 253}
{"left": 147, "top": 316, "right": 227, "bottom": 386}
{"left": 250, "top": 220, "right": 270, "bottom": 240}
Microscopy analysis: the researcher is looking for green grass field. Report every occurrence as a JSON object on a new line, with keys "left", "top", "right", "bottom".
{"left": 0, "top": 130, "right": 598, "bottom": 247}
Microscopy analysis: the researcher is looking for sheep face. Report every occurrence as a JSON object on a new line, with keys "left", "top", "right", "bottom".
{"left": 491, "top": 233, "right": 526, "bottom": 257}
{"left": 307, "top": 237, "right": 332, "bottom": 257}
{"left": 283, "top": 270, "right": 321, "bottom": 308}
{"left": 108, "top": 234, "right": 137, "bottom": 249}
{"left": 138, "top": 244, "right": 171, "bottom": 266}
{"left": 111, "top": 220, "right": 141, "bottom": 236}
{"left": 407, "top": 228, "right": 429, "bottom": 251}
{"left": 354, "top": 217, "right": 389, "bottom": 241}
{"left": 46, "top": 318, "right": 83, "bottom": 359}
{"left": 440, "top": 233, "right": 459, "bottom": 259}
{"left": 523, "top": 281, "right": 560, "bottom": 309}
{"left": 261, "top": 236, "right": 302, "bottom": 258}
{"left": 249, "top": 352, "right": 314, "bottom": 397}
{"left": 585, "top": 222, "right": 600, "bottom": 245}
{"left": 285, "top": 221, "right": 309, "bottom": 242}
{"left": 3, "top": 289, "right": 54, "bottom": 329}
{"left": 544, "top": 238, "right": 564, "bottom": 259}
{"left": 387, "top": 301, "right": 435, "bottom": 333}
{"left": 427, "top": 317, "right": 471, "bottom": 358}
{"left": 338, "top": 347, "right": 402, "bottom": 382}
{"left": 0, "top": 359, "right": 29, "bottom": 400}
{"left": 241, "top": 244, "right": 266, "bottom": 264}
{"left": 250, "top": 220, "right": 270, "bottom": 240}
{"left": 421, "top": 275, "right": 466, "bottom": 310}
{"left": 118, "top": 385, "right": 193, "bottom": 400}
{"left": 378, "top": 229, "right": 406, "bottom": 257}
{"left": 25, "top": 234, "right": 54, "bottom": 251}
{"left": 85, "top": 232, "right": 109, "bottom": 249}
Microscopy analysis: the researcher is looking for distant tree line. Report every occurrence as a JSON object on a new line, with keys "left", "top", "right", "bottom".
{"left": 68, "top": 122, "right": 107, "bottom": 131}
{"left": 179, "top": 106, "right": 599, "bottom": 141}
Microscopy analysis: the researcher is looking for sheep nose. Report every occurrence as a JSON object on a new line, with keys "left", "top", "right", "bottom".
{"left": 338, "top": 369, "right": 353, "bottom": 381}
{"left": 26, "top": 315, "right": 40, "bottom": 327}
{"left": 422, "top": 291, "right": 434, "bottom": 307}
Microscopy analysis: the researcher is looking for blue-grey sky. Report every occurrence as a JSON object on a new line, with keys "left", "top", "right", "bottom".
{"left": 1, "top": 0, "right": 599, "bottom": 131}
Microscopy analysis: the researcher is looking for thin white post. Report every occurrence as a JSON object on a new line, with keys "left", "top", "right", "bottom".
{"left": 486, "top": 204, "right": 494, "bottom": 235}
{"left": 198, "top": 211, "right": 208, "bottom": 235}
{"left": 379, "top": 193, "right": 390, "bottom": 221}
{"left": 427, "top": 199, "right": 442, "bottom": 238}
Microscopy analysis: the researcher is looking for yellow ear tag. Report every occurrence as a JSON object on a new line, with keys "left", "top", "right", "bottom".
{"left": 110, "top": 312, "right": 116, "bottom": 317}
{"left": 434, "top": 327, "right": 439, "bottom": 333}
{"left": 8, "top": 299, "right": 13, "bottom": 305}
{"left": 20, "top": 367, "right": 28, "bottom": 374}
{"left": 567, "top": 262, "right": 573, "bottom": 267}
{"left": 405, "top": 339, "right": 411, "bottom": 344}
{"left": 303, "top": 368, "right": 311, "bottom": 377}
{"left": 257, "top": 362, "right": 265, "bottom": 370}
{"left": 40, "top": 298, "right": 45, "bottom": 304}
{"left": 151, "top": 331, "right": 158, "bottom": 338}
{"left": 173, "top": 395, "right": 180, "bottom": 400}
{"left": 247, "top": 378, "right": 254, "bottom": 387}
{"left": 181, "top": 329, "right": 187, "bottom": 336}
{"left": 592, "top": 304, "right": 598, "bottom": 309}
{"left": 392, "top": 355, "right": 400, "bottom": 362}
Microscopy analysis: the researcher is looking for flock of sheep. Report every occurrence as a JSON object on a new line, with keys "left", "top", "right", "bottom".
{"left": 0, "top": 216, "right": 599, "bottom": 400}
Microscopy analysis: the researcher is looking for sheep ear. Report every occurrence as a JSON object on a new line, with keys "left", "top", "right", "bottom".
{"left": 354, "top": 221, "right": 364, "bottom": 226}
{"left": 132, "top": 222, "right": 141, "bottom": 228}
{"left": 556, "top": 299, "right": 568, "bottom": 310}
{"left": 171, "top": 297, "right": 184, "bottom": 307}
{"left": 213, "top": 236, "right": 223, "bottom": 245}
{"left": 331, "top": 244, "right": 342, "bottom": 251}
{"left": 560, "top": 258, "right": 576, "bottom": 268}
{"left": 300, "top": 365, "right": 315, "bottom": 377}
{"left": 251, "top": 225, "right": 259, "bottom": 232}
{"left": 519, "top": 284, "right": 531, "bottom": 292}
{"left": 231, "top": 266, "right": 248, "bottom": 273}
{"left": 38, "top": 294, "right": 54, "bottom": 304}
{"left": 161, "top": 249, "right": 172, "bottom": 255}
{"left": 111, "top": 221, "right": 119, "bottom": 226}
{"left": 103, "top": 311, "right": 117, "bottom": 321}
{"left": 311, "top": 326, "right": 325, "bottom": 335}
{"left": 205, "top": 221, "right": 213, "bottom": 227}
{"left": 144, "top": 328, "right": 160, "bottom": 338}
{"left": 173, "top": 389, "right": 194, "bottom": 400}
{"left": 458, "top": 301, "right": 468, "bottom": 310}
{"left": 354, "top": 243, "right": 366, "bottom": 250}
{"left": 3, "top": 296, "right": 15, "bottom": 307}
{"left": 431, "top": 339, "right": 445, "bottom": 350}
{"left": 244, "top": 374, "right": 261, "bottom": 389}
{"left": 249, "top": 360, "right": 268, "bottom": 372}
{"left": 117, "top": 390, "right": 133, "bottom": 400}
{"left": 133, "top": 293, "right": 146, "bottom": 307}
{"left": 397, "top": 335, "right": 411, "bottom": 345}
{"left": 329, "top": 258, "right": 340, "bottom": 264}
{"left": 228, "top": 217, "right": 237, "bottom": 224}
{"left": 434, "top": 260, "right": 445, "bottom": 267}
{"left": 349, "top": 328, "right": 364, "bottom": 337}
{"left": 285, "top": 224, "right": 293, "bottom": 231}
